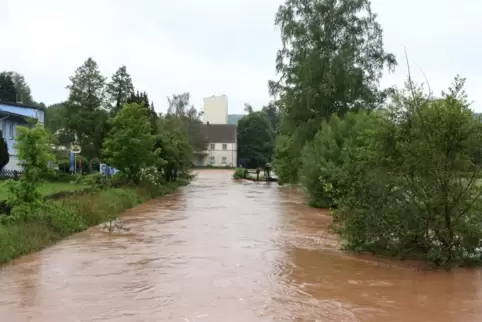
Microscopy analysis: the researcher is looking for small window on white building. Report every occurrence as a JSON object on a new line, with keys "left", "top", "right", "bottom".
{"left": 1, "top": 122, "right": 6, "bottom": 138}
{"left": 209, "top": 156, "right": 215, "bottom": 163}
{"left": 222, "top": 143, "right": 227, "bottom": 150}
{"left": 210, "top": 143, "right": 215, "bottom": 150}
{"left": 222, "top": 156, "right": 227, "bottom": 164}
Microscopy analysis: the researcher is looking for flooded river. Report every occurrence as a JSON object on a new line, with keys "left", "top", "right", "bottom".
{"left": 1, "top": 170, "right": 482, "bottom": 321}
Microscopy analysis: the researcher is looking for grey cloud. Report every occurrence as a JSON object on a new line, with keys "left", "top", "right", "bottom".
{"left": 0, "top": 0, "right": 480, "bottom": 113}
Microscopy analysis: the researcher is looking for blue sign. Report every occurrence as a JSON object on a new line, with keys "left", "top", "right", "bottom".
{"left": 100, "top": 163, "right": 118, "bottom": 177}
{"left": 69, "top": 151, "right": 75, "bottom": 172}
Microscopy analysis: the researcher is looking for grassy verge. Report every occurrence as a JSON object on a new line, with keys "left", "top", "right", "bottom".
{"left": 0, "top": 181, "right": 89, "bottom": 200}
{"left": 0, "top": 179, "right": 189, "bottom": 264}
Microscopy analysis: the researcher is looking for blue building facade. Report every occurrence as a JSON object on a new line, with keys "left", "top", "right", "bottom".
{"left": 0, "top": 101, "right": 44, "bottom": 171}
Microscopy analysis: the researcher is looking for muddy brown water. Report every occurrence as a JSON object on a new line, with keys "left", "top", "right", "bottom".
{"left": 1, "top": 170, "right": 482, "bottom": 322}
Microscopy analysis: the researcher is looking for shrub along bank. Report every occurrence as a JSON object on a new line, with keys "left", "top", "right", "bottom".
{"left": 0, "top": 178, "right": 189, "bottom": 264}
{"left": 296, "top": 77, "right": 482, "bottom": 268}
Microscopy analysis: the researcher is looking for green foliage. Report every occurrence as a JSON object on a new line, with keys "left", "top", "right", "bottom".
{"left": 301, "top": 111, "right": 382, "bottom": 208}
{"left": 138, "top": 167, "right": 163, "bottom": 196}
{"left": 7, "top": 124, "right": 54, "bottom": 209}
{"left": 0, "top": 130, "right": 8, "bottom": 170}
{"left": 102, "top": 103, "right": 157, "bottom": 181}
{"left": 273, "top": 133, "right": 301, "bottom": 184}
{"left": 233, "top": 167, "right": 245, "bottom": 179}
{"left": 126, "top": 90, "right": 159, "bottom": 133}
{"left": 0, "top": 180, "right": 189, "bottom": 263}
{"left": 154, "top": 92, "right": 203, "bottom": 181}
{"left": 45, "top": 102, "right": 75, "bottom": 148}
{"left": 166, "top": 92, "right": 207, "bottom": 152}
{"left": 0, "top": 72, "right": 17, "bottom": 103}
{"left": 45, "top": 202, "right": 87, "bottom": 236}
{"left": 3, "top": 71, "right": 34, "bottom": 105}
{"left": 237, "top": 111, "right": 275, "bottom": 169}
{"left": 107, "top": 66, "right": 134, "bottom": 114}
{"left": 65, "top": 57, "right": 108, "bottom": 160}
{"left": 271, "top": 0, "right": 396, "bottom": 183}
{"left": 302, "top": 76, "right": 482, "bottom": 267}
{"left": 261, "top": 102, "right": 281, "bottom": 134}
{"left": 0, "top": 57, "right": 196, "bottom": 263}
{"left": 75, "top": 172, "right": 110, "bottom": 190}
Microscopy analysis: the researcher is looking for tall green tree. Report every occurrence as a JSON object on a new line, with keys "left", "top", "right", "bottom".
{"left": 237, "top": 111, "right": 275, "bottom": 169}
{"left": 107, "top": 66, "right": 134, "bottom": 114}
{"left": 127, "top": 90, "right": 158, "bottom": 133}
{"left": 166, "top": 92, "right": 207, "bottom": 152}
{"left": 65, "top": 58, "right": 108, "bottom": 160}
{"left": 271, "top": 0, "right": 396, "bottom": 183}
{"left": 4, "top": 71, "right": 34, "bottom": 105}
{"left": 45, "top": 102, "right": 75, "bottom": 148}
{"left": 102, "top": 103, "right": 157, "bottom": 182}
{"left": 261, "top": 102, "right": 281, "bottom": 134}
{"left": 0, "top": 72, "right": 17, "bottom": 103}
{"left": 156, "top": 115, "right": 192, "bottom": 181}
{"left": 244, "top": 103, "right": 253, "bottom": 114}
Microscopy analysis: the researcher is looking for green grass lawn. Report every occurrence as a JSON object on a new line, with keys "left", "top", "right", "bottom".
{"left": 0, "top": 181, "right": 89, "bottom": 200}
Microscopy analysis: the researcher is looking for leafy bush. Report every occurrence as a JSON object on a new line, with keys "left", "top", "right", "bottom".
{"left": 301, "top": 111, "right": 382, "bottom": 208}
{"left": 301, "top": 77, "right": 482, "bottom": 267}
{"left": 110, "top": 172, "right": 130, "bottom": 187}
{"left": 44, "top": 203, "right": 86, "bottom": 236}
{"left": 232, "top": 167, "right": 246, "bottom": 179}
{"left": 137, "top": 166, "right": 164, "bottom": 197}
{"left": 43, "top": 171, "right": 74, "bottom": 182}
{"left": 75, "top": 172, "right": 110, "bottom": 190}
{"left": 7, "top": 123, "right": 54, "bottom": 210}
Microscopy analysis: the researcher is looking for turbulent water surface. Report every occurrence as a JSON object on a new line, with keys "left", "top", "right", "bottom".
{"left": 1, "top": 170, "right": 482, "bottom": 321}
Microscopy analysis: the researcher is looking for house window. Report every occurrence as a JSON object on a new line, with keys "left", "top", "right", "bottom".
{"left": 209, "top": 156, "right": 215, "bottom": 163}
{"left": 210, "top": 143, "right": 215, "bottom": 150}
{"left": 222, "top": 144, "right": 227, "bottom": 150}
{"left": 222, "top": 156, "right": 227, "bottom": 164}
{"left": 1, "top": 122, "right": 5, "bottom": 138}
{"left": 9, "top": 123, "right": 14, "bottom": 139}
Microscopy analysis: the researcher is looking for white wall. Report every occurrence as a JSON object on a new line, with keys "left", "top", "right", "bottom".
{"left": 206, "top": 142, "right": 236, "bottom": 167}
{"left": 1, "top": 119, "right": 25, "bottom": 171}
{"left": 203, "top": 95, "right": 228, "bottom": 124}
{"left": 4, "top": 155, "right": 22, "bottom": 171}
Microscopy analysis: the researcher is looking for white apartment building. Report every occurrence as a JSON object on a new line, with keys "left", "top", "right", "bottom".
{"left": 203, "top": 95, "right": 228, "bottom": 125}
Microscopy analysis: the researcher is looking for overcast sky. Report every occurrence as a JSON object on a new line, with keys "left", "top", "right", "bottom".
{"left": 1, "top": 0, "right": 481, "bottom": 113}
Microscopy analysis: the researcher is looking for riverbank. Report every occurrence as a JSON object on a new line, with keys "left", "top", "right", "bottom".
{"left": 0, "top": 179, "right": 189, "bottom": 264}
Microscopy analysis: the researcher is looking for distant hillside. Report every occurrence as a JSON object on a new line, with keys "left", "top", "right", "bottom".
{"left": 228, "top": 114, "right": 245, "bottom": 125}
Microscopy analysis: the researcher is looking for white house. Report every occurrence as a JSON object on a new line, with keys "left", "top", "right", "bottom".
{"left": 0, "top": 101, "right": 44, "bottom": 171}
{"left": 192, "top": 124, "right": 237, "bottom": 167}
{"left": 193, "top": 95, "right": 237, "bottom": 167}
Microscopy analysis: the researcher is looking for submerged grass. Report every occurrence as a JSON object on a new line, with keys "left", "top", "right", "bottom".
{"left": 0, "top": 179, "right": 189, "bottom": 264}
